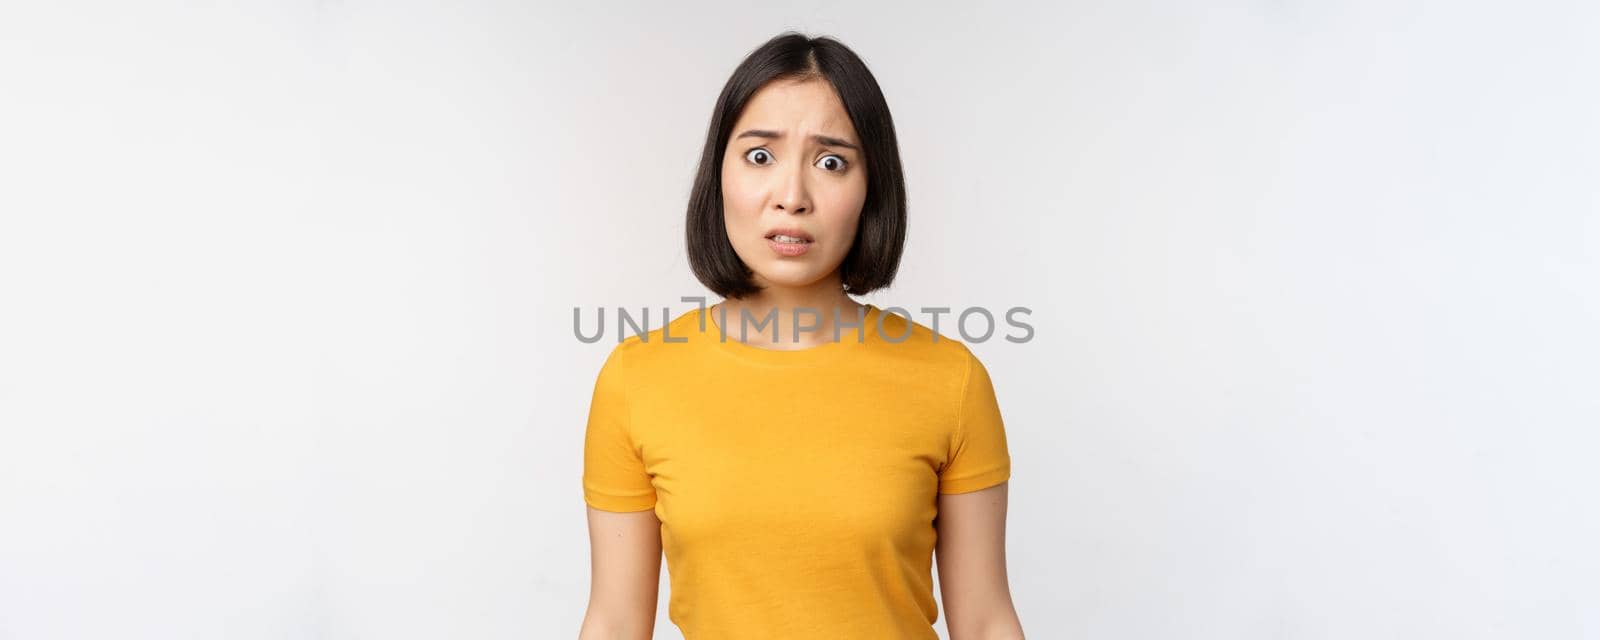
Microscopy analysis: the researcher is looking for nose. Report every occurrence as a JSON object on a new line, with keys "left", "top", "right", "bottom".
{"left": 772, "top": 162, "right": 811, "bottom": 215}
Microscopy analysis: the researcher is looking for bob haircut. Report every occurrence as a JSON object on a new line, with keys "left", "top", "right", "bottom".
{"left": 686, "top": 32, "right": 907, "bottom": 299}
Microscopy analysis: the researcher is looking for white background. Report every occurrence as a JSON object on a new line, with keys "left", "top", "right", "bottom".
{"left": 2, "top": 1, "right": 1596, "bottom": 638}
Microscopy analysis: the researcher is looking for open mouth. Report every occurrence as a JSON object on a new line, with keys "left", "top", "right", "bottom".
{"left": 765, "top": 230, "right": 814, "bottom": 256}
{"left": 765, "top": 228, "right": 814, "bottom": 244}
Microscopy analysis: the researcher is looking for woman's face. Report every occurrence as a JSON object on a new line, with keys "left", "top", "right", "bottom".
{"left": 720, "top": 78, "right": 868, "bottom": 292}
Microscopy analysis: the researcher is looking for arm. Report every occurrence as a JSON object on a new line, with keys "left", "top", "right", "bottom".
{"left": 936, "top": 481, "right": 1025, "bottom": 640}
{"left": 578, "top": 506, "right": 662, "bottom": 640}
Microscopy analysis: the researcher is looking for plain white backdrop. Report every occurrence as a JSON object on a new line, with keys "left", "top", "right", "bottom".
{"left": 1, "top": 1, "right": 1596, "bottom": 638}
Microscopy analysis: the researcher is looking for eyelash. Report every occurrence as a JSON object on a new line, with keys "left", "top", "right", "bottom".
{"left": 743, "top": 147, "right": 851, "bottom": 173}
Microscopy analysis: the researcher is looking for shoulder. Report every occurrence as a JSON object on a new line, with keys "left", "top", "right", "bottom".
{"left": 865, "top": 307, "right": 991, "bottom": 397}
{"left": 595, "top": 306, "right": 703, "bottom": 375}
{"left": 871, "top": 306, "right": 983, "bottom": 367}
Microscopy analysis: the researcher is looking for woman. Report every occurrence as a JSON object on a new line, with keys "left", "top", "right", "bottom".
{"left": 580, "top": 32, "right": 1024, "bottom": 639}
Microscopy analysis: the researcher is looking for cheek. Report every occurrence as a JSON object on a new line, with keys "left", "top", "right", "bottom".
{"left": 821, "top": 179, "right": 869, "bottom": 236}
{"left": 720, "top": 167, "right": 760, "bottom": 215}
{"left": 829, "top": 169, "right": 868, "bottom": 207}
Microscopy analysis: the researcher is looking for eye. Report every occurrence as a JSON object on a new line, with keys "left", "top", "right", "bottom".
{"left": 744, "top": 148, "right": 774, "bottom": 166}
{"left": 816, "top": 154, "right": 849, "bottom": 173}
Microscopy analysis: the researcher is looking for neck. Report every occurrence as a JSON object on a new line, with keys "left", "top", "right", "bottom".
{"left": 715, "top": 278, "right": 866, "bottom": 349}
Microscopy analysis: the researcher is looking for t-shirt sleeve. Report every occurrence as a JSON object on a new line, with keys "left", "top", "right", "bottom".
{"left": 581, "top": 344, "right": 657, "bottom": 512}
{"left": 938, "top": 349, "right": 1013, "bottom": 494}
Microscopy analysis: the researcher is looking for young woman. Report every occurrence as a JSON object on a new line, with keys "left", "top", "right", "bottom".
{"left": 580, "top": 32, "right": 1024, "bottom": 639}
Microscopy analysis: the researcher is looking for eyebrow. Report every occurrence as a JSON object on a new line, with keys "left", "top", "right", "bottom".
{"left": 733, "top": 129, "right": 860, "bottom": 152}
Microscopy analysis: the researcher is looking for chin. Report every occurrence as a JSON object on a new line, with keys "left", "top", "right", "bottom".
{"left": 754, "top": 275, "right": 817, "bottom": 289}
{"left": 751, "top": 267, "right": 831, "bottom": 290}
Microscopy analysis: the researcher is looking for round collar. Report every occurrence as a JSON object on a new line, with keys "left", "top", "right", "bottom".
{"left": 702, "top": 302, "right": 880, "bottom": 366}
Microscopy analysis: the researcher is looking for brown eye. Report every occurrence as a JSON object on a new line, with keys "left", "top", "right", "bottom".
{"left": 816, "top": 154, "right": 848, "bottom": 172}
{"left": 744, "top": 148, "right": 773, "bottom": 165}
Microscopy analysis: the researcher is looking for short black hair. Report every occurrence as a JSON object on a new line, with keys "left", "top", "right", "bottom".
{"left": 686, "top": 32, "right": 907, "bottom": 299}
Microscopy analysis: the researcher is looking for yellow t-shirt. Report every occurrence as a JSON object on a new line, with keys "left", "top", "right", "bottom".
{"left": 581, "top": 302, "right": 1012, "bottom": 638}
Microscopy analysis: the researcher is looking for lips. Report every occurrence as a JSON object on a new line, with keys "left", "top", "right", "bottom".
{"left": 764, "top": 227, "right": 814, "bottom": 243}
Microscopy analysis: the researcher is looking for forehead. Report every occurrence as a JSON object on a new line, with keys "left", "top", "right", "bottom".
{"left": 731, "top": 78, "right": 857, "bottom": 140}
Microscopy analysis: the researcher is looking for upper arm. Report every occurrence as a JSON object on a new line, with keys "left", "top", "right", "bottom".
{"left": 580, "top": 506, "right": 662, "bottom": 639}
{"left": 580, "top": 344, "right": 662, "bottom": 637}
{"left": 935, "top": 348, "right": 1022, "bottom": 638}
{"left": 935, "top": 482, "right": 1022, "bottom": 639}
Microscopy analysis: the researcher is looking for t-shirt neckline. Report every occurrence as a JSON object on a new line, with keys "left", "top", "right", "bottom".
{"left": 702, "top": 302, "right": 879, "bottom": 366}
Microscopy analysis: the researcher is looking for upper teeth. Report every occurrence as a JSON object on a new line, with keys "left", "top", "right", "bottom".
{"left": 772, "top": 235, "right": 807, "bottom": 244}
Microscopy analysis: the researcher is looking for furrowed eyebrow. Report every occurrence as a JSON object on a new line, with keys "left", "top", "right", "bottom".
{"left": 733, "top": 129, "right": 861, "bottom": 152}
